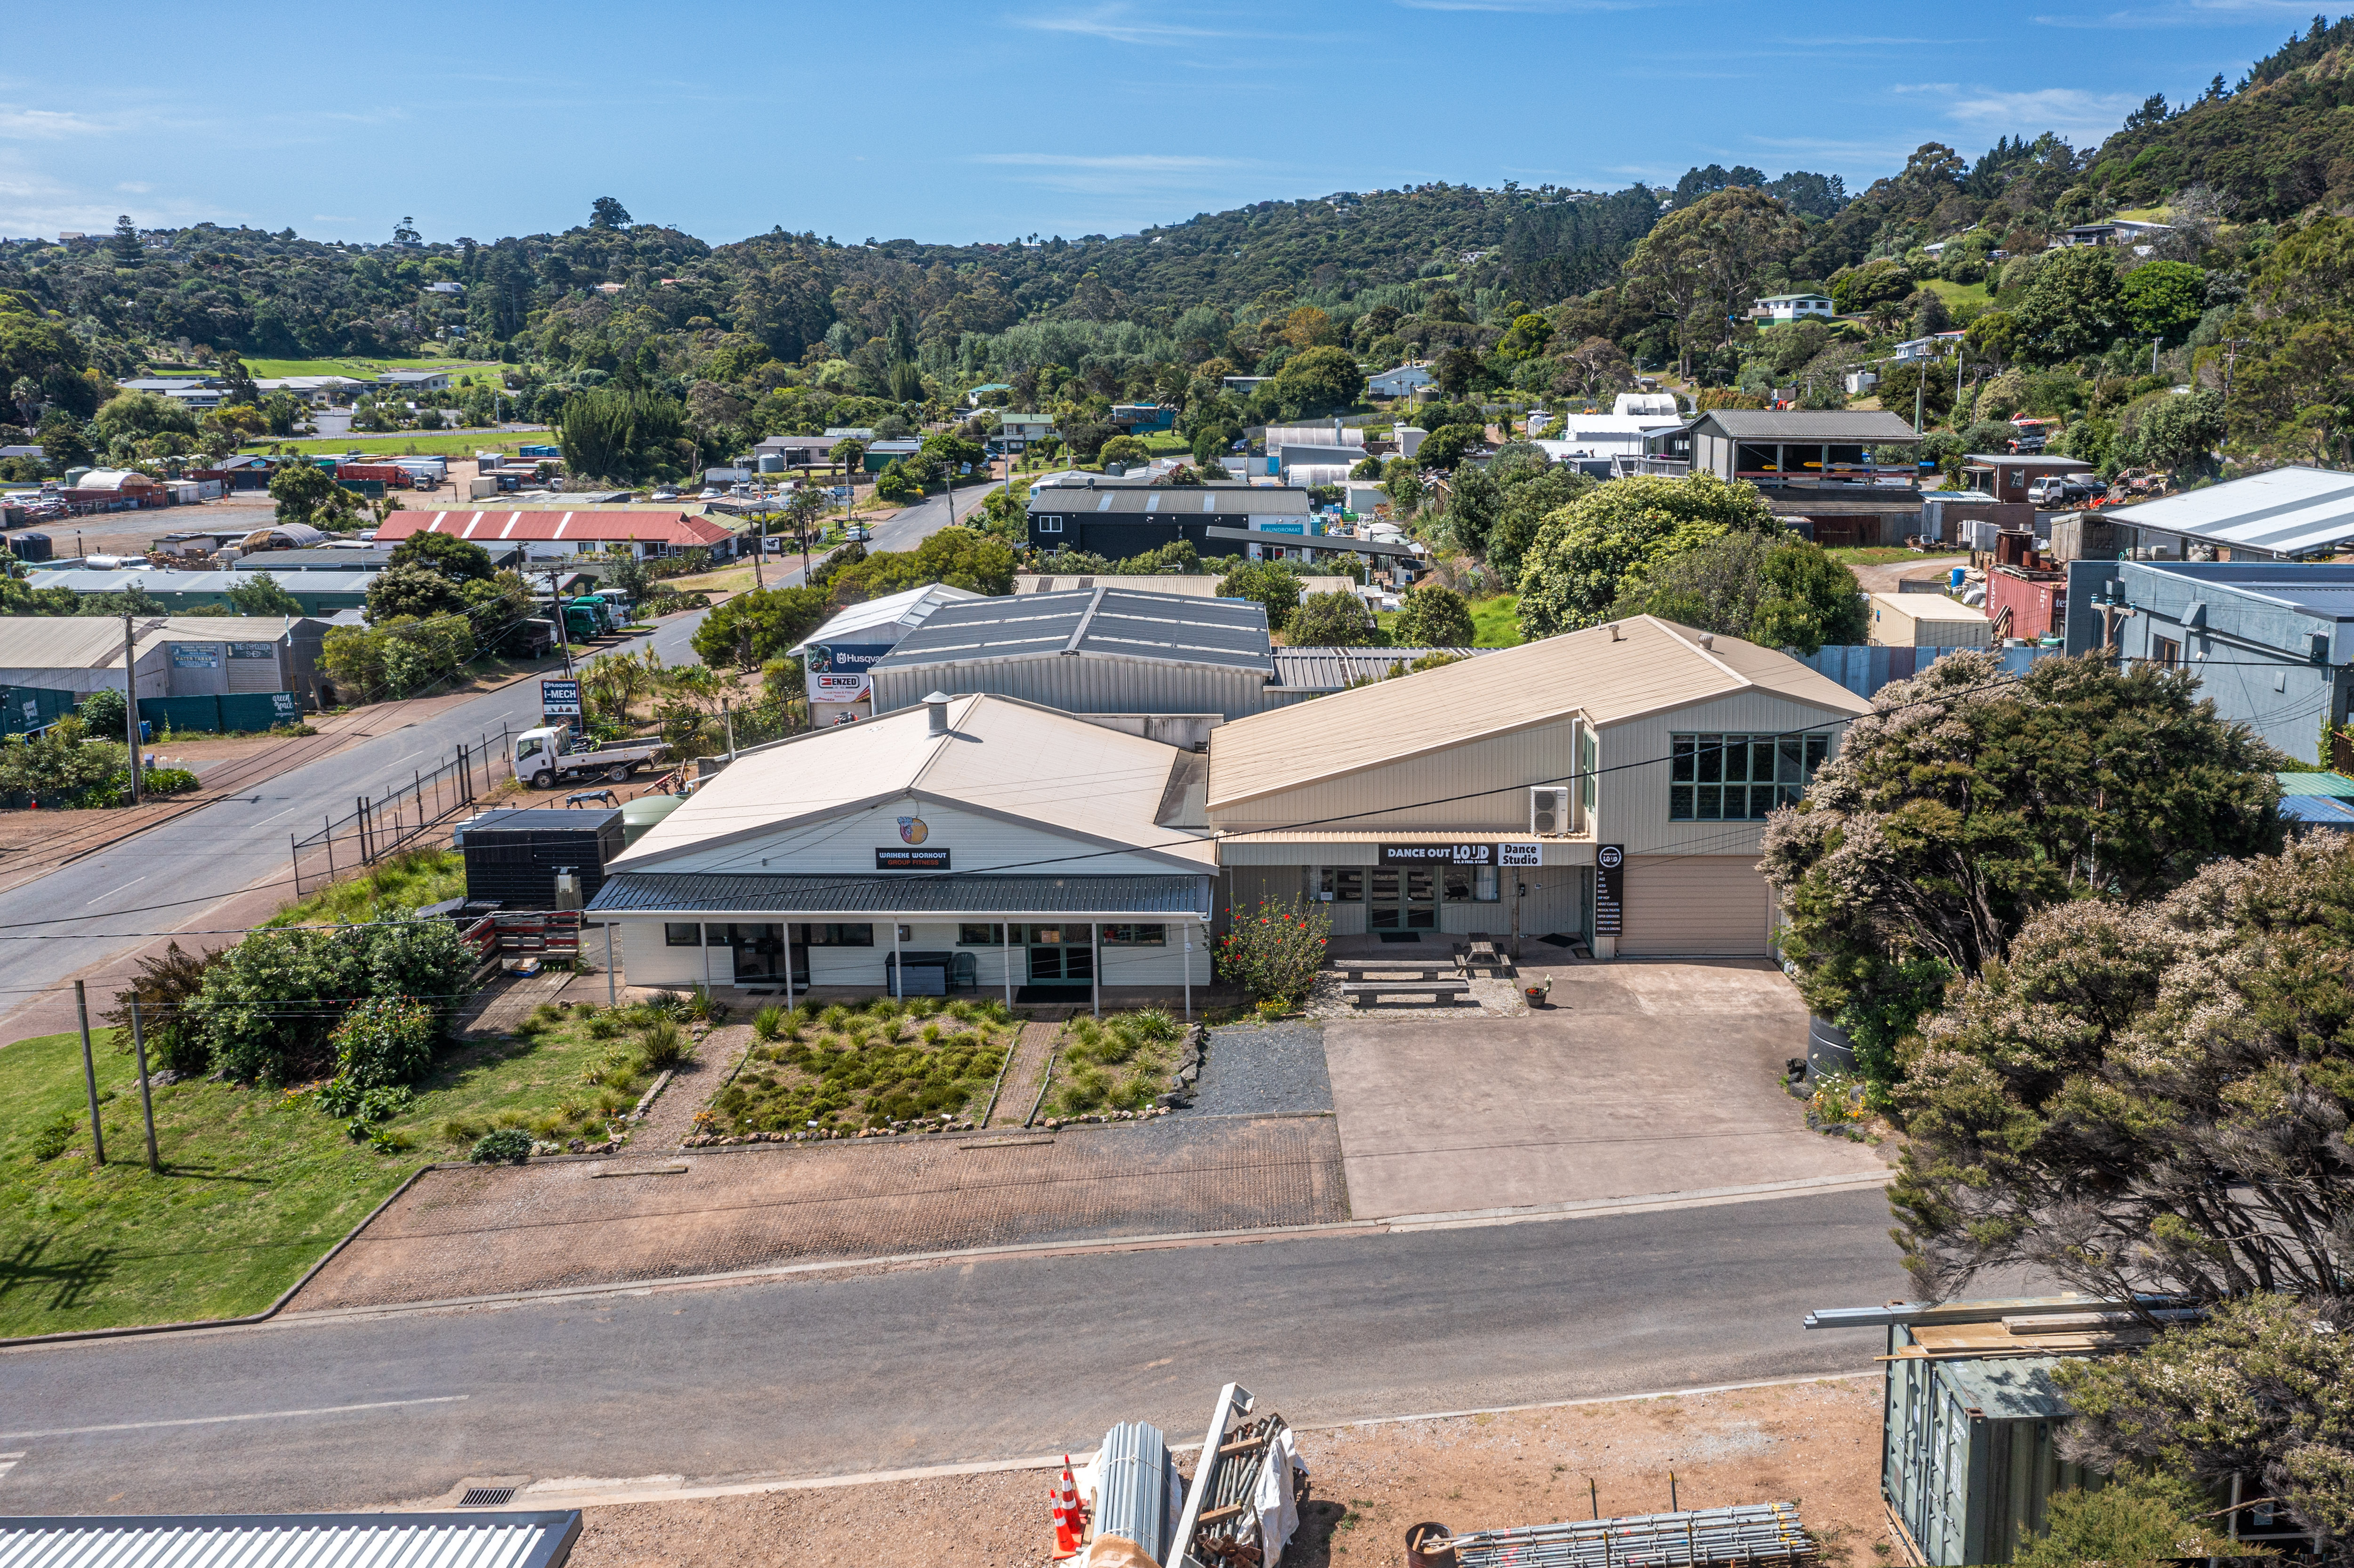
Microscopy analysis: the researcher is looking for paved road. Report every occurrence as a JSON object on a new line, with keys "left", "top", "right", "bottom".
{"left": 0, "top": 482, "right": 995, "bottom": 1037}
{"left": 0, "top": 1189, "right": 1904, "bottom": 1514}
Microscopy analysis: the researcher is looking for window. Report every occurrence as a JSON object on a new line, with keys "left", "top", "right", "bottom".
{"left": 2151, "top": 635, "right": 2181, "bottom": 668}
{"left": 959, "top": 923, "right": 1008, "bottom": 945}
{"left": 1037, "top": 515, "right": 1063, "bottom": 533}
{"left": 1101, "top": 925, "right": 1166, "bottom": 946}
{"left": 664, "top": 923, "right": 701, "bottom": 947}
{"left": 1669, "top": 732, "right": 1830, "bottom": 820}
{"left": 807, "top": 923, "right": 874, "bottom": 946}
{"left": 1318, "top": 868, "right": 1363, "bottom": 902}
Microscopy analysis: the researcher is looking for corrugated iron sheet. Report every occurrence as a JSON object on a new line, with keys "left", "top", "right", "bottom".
{"left": 0, "top": 1515, "right": 578, "bottom": 1568}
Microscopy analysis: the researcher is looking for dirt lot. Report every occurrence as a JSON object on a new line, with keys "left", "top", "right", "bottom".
{"left": 565, "top": 1377, "right": 1887, "bottom": 1568}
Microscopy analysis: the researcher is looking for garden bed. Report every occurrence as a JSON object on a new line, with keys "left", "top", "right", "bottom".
{"left": 700, "top": 997, "right": 1016, "bottom": 1138}
{"left": 1041, "top": 1009, "right": 1185, "bottom": 1118}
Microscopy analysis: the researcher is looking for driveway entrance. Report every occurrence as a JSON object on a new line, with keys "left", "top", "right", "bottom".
{"left": 1321, "top": 958, "right": 1888, "bottom": 1219}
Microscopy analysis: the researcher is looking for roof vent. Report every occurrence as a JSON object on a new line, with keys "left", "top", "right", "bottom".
{"left": 925, "top": 691, "right": 952, "bottom": 735}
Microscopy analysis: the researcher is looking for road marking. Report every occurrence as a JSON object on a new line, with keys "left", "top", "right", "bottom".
{"left": 0, "top": 1395, "right": 468, "bottom": 1439}
{"left": 83, "top": 875, "right": 146, "bottom": 907}
{"left": 0, "top": 1452, "right": 20, "bottom": 1480}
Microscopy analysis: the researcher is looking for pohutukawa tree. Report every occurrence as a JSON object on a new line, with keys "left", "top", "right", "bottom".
{"left": 1892, "top": 831, "right": 2354, "bottom": 1306}
{"left": 1760, "top": 650, "right": 2287, "bottom": 1089}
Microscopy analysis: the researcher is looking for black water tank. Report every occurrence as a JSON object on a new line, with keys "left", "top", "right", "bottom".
{"left": 457, "top": 807, "right": 624, "bottom": 909}
{"left": 14, "top": 532, "right": 52, "bottom": 562}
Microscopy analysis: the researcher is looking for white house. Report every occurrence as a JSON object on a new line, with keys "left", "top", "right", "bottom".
{"left": 1748, "top": 293, "right": 1836, "bottom": 324}
{"left": 1368, "top": 363, "right": 1433, "bottom": 399}
{"left": 588, "top": 693, "right": 1217, "bottom": 1008}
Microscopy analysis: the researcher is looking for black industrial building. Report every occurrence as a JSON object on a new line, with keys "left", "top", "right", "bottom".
{"left": 1027, "top": 482, "right": 1314, "bottom": 558}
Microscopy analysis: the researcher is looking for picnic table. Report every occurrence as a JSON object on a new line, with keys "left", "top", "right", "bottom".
{"left": 1451, "top": 935, "right": 1510, "bottom": 977}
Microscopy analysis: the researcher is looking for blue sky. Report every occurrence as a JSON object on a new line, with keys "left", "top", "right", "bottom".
{"left": 0, "top": 0, "right": 2330, "bottom": 247}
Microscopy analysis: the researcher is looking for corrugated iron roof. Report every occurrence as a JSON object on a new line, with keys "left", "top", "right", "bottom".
{"left": 1208, "top": 617, "right": 1870, "bottom": 812}
{"left": 1028, "top": 488, "right": 1311, "bottom": 518}
{"left": 377, "top": 511, "right": 738, "bottom": 547}
{"left": 1271, "top": 646, "right": 1483, "bottom": 689}
{"left": 1693, "top": 410, "right": 1923, "bottom": 442}
{"left": 2281, "top": 794, "right": 2354, "bottom": 828}
{"left": 876, "top": 589, "right": 1274, "bottom": 673}
{"left": 1014, "top": 573, "right": 1355, "bottom": 598}
{"left": 0, "top": 1514, "right": 580, "bottom": 1568}
{"left": 787, "top": 583, "right": 985, "bottom": 656}
{"left": 2104, "top": 466, "right": 2354, "bottom": 558}
{"left": 2278, "top": 772, "right": 2354, "bottom": 797}
{"left": 589, "top": 870, "right": 1210, "bottom": 917}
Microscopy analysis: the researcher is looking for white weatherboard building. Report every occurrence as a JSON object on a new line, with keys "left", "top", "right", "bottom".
{"left": 588, "top": 694, "right": 1215, "bottom": 1008}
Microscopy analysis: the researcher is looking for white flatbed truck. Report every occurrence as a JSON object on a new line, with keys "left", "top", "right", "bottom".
{"left": 512, "top": 726, "right": 670, "bottom": 789}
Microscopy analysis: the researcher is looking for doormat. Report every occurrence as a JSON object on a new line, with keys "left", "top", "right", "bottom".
{"left": 1015, "top": 985, "right": 1092, "bottom": 1002}
{"left": 1376, "top": 931, "right": 1422, "bottom": 943}
{"left": 1538, "top": 933, "right": 1576, "bottom": 949}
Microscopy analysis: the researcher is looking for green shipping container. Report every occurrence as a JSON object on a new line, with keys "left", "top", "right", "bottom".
{"left": 137, "top": 692, "right": 300, "bottom": 735}
{"left": 3, "top": 684, "right": 81, "bottom": 736}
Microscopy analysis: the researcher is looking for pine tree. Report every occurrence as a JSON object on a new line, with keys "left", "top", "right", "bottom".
{"left": 110, "top": 215, "right": 140, "bottom": 268}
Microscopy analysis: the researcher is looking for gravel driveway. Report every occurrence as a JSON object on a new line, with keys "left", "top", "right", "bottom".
{"left": 1189, "top": 1021, "right": 1334, "bottom": 1116}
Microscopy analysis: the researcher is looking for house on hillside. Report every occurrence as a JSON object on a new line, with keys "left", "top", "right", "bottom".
{"left": 1677, "top": 409, "right": 1925, "bottom": 547}
{"left": 376, "top": 369, "right": 453, "bottom": 393}
{"left": 1747, "top": 293, "right": 1835, "bottom": 323}
{"left": 1368, "top": 363, "right": 1434, "bottom": 399}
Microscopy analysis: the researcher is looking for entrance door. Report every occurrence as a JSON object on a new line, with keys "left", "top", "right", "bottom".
{"left": 727, "top": 922, "right": 786, "bottom": 981}
{"left": 1026, "top": 925, "right": 1095, "bottom": 985}
{"left": 1368, "top": 868, "right": 1438, "bottom": 930}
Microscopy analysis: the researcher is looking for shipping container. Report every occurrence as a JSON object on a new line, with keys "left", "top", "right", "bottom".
{"left": 457, "top": 806, "right": 625, "bottom": 909}
{"left": 1867, "top": 591, "right": 1991, "bottom": 649}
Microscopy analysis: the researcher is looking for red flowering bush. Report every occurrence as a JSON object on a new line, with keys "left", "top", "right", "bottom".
{"left": 1215, "top": 897, "right": 1331, "bottom": 1005}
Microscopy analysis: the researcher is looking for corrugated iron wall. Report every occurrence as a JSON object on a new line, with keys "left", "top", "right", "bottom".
{"left": 1797, "top": 644, "right": 2059, "bottom": 701}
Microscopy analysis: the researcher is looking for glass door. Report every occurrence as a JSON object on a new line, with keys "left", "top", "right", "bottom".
{"left": 727, "top": 923, "right": 786, "bottom": 980}
{"left": 1368, "top": 869, "right": 1438, "bottom": 930}
{"left": 1026, "top": 925, "right": 1095, "bottom": 985}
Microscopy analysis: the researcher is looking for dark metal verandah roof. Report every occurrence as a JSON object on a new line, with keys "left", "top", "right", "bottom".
{"left": 588, "top": 871, "right": 1211, "bottom": 920}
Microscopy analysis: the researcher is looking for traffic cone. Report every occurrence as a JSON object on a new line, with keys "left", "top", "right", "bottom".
{"left": 1052, "top": 1455, "right": 1084, "bottom": 1559}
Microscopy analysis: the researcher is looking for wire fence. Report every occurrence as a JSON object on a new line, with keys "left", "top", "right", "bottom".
{"left": 290, "top": 724, "right": 516, "bottom": 895}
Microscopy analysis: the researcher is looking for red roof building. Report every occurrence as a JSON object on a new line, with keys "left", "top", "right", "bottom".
{"left": 375, "top": 509, "right": 744, "bottom": 559}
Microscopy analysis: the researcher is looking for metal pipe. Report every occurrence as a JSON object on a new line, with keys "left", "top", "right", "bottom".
{"left": 76, "top": 980, "right": 105, "bottom": 1165}
{"left": 129, "top": 998, "right": 159, "bottom": 1173}
{"left": 606, "top": 922, "right": 618, "bottom": 1007}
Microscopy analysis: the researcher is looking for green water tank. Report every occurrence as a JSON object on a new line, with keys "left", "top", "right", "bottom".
{"left": 620, "top": 790, "right": 685, "bottom": 847}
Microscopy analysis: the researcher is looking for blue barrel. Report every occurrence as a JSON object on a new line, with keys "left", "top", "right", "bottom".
{"left": 1950, "top": 567, "right": 1967, "bottom": 591}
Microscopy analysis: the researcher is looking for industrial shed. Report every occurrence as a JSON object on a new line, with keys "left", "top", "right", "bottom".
{"left": 1208, "top": 617, "right": 1870, "bottom": 956}
{"left": 865, "top": 587, "right": 1279, "bottom": 721}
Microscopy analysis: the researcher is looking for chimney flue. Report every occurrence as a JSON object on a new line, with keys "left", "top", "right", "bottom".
{"left": 924, "top": 691, "right": 952, "bottom": 736}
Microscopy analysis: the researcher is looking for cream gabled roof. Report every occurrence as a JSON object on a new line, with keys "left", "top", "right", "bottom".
{"left": 613, "top": 693, "right": 1214, "bottom": 874}
{"left": 1206, "top": 617, "right": 1870, "bottom": 811}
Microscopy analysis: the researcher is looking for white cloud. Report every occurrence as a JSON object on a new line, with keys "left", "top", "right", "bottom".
{"left": 1395, "top": 0, "right": 1654, "bottom": 11}
{"left": 972, "top": 151, "right": 1251, "bottom": 197}
{"left": 117, "top": 181, "right": 152, "bottom": 194}
{"left": 1946, "top": 86, "right": 2138, "bottom": 135}
{"left": 974, "top": 153, "right": 1241, "bottom": 171}
{"left": 1889, "top": 81, "right": 1962, "bottom": 94}
{"left": 0, "top": 107, "right": 107, "bottom": 139}
{"left": 1016, "top": 5, "right": 1257, "bottom": 42}
{"left": 2035, "top": 0, "right": 2307, "bottom": 24}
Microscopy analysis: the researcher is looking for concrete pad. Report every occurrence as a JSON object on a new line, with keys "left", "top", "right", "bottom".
{"left": 1323, "top": 958, "right": 1887, "bottom": 1219}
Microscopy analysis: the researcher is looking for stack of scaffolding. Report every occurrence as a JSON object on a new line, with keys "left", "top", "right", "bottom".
{"left": 1450, "top": 1502, "right": 1814, "bottom": 1568}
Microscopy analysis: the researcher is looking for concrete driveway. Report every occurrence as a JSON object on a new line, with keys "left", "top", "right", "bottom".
{"left": 1323, "top": 958, "right": 1889, "bottom": 1220}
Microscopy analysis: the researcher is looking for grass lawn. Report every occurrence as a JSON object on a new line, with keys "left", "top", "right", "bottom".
{"left": 239, "top": 357, "right": 506, "bottom": 381}
{"left": 0, "top": 984, "right": 691, "bottom": 1338}
{"left": 1468, "top": 594, "right": 1524, "bottom": 647}
{"left": 1918, "top": 278, "right": 1991, "bottom": 311}
{"left": 265, "top": 849, "right": 464, "bottom": 929}
{"left": 244, "top": 430, "right": 552, "bottom": 459}
{"left": 1827, "top": 546, "right": 1940, "bottom": 567}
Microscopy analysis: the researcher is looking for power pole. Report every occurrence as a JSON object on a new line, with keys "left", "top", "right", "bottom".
{"left": 120, "top": 612, "right": 142, "bottom": 805}
{"left": 546, "top": 569, "right": 572, "bottom": 677}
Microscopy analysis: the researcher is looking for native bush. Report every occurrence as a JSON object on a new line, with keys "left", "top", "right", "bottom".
{"left": 330, "top": 996, "right": 439, "bottom": 1089}
{"left": 469, "top": 1127, "right": 532, "bottom": 1163}
{"left": 191, "top": 920, "right": 472, "bottom": 1084}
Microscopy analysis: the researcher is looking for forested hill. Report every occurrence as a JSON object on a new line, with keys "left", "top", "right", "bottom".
{"left": 2077, "top": 19, "right": 2354, "bottom": 218}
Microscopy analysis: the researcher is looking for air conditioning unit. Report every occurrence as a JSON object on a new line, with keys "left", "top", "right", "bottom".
{"left": 1531, "top": 786, "right": 1571, "bottom": 837}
